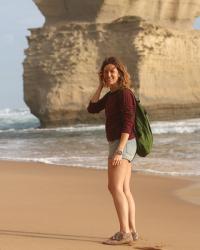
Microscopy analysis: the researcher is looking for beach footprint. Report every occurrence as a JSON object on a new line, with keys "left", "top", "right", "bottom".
{"left": 134, "top": 247, "right": 163, "bottom": 250}
{"left": 132, "top": 237, "right": 167, "bottom": 250}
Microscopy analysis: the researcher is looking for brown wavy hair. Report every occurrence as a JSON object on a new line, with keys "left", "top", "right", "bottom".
{"left": 99, "top": 56, "right": 132, "bottom": 89}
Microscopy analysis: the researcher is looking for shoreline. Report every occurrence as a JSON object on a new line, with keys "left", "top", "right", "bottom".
{"left": 1, "top": 157, "right": 199, "bottom": 179}
{"left": 0, "top": 160, "right": 199, "bottom": 250}
{"left": 1, "top": 159, "right": 200, "bottom": 206}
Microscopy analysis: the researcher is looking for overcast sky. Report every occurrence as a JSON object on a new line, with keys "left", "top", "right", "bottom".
{"left": 0, "top": 0, "right": 44, "bottom": 109}
{"left": 0, "top": 1, "right": 199, "bottom": 109}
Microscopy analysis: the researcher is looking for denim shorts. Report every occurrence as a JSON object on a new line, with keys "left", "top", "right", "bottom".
{"left": 108, "top": 138, "right": 137, "bottom": 162}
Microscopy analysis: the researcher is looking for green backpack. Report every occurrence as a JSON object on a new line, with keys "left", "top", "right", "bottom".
{"left": 133, "top": 96, "right": 153, "bottom": 157}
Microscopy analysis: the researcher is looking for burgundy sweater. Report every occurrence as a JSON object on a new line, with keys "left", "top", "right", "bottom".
{"left": 87, "top": 88, "right": 136, "bottom": 141}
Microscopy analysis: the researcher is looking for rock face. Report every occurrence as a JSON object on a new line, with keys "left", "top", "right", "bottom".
{"left": 23, "top": 0, "right": 200, "bottom": 126}
{"left": 34, "top": 0, "right": 200, "bottom": 29}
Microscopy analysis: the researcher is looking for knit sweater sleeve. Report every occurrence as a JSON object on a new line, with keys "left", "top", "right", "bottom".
{"left": 119, "top": 88, "right": 136, "bottom": 135}
{"left": 87, "top": 92, "right": 109, "bottom": 114}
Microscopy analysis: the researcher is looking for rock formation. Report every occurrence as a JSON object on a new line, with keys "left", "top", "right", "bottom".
{"left": 34, "top": 0, "right": 200, "bottom": 29}
{"left": 23, "top": 0, "right": 200, "bottom": 126}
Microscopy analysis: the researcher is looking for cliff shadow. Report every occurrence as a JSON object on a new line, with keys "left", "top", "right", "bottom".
{"left": 63, "top": 0, "right": 104, "bottom": 22}
{"left": 34, "top": 0, "right": 104, "bottom": 24}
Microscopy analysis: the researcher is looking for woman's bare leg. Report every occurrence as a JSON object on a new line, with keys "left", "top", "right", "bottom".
{"left": 107, "top": 158, "right": 131, "bottom": 233}
{"left": 123, "top": 162, "right": 137, "bottom": 233}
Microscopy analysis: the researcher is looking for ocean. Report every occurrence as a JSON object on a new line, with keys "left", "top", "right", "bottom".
{"left": 0, "top": 108, "right": 200, "bottom": 176}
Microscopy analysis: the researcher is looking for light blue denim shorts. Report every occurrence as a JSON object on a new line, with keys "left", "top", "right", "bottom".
{"left": 108, "top": 138, "right": 137, "bottom": 162}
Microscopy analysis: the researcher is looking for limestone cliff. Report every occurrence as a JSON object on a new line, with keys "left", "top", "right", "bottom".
{"left": 34, "top": 0, "right": 200, "bottom": 29}
{"left": 23, "top": 1, "right": 200, "bottom": 126}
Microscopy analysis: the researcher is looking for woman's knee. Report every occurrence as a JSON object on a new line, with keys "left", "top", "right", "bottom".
{"left": 108, "top": 183, "right": 123, "bottom": 195}
{"left": 123, "top": 187, "right": 132, "bottom": 198}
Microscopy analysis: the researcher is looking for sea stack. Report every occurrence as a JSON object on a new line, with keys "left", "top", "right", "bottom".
{"left": 23, "top": 0, "right": 200, "bottom": 127}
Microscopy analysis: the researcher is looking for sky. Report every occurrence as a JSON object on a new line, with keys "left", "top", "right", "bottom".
{"left": 0, "top": 0, "right": 44, "bottom": 109}
{"left": 0, "top": 1, "right": 199, "bottom": 109}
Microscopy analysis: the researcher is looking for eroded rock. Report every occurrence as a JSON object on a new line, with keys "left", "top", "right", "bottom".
{"left": 23, "top": 1, "right": 200, "bottom": 126}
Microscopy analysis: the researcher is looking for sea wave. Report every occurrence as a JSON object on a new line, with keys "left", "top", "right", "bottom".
{"left": 0, "top": 108, "right": 200, "bottom": 134}
{"left": 151, "top": 119, "right": 200, "bottom": 134}
{"left": 0, "top": 108, "right": 39, "bottom": 130}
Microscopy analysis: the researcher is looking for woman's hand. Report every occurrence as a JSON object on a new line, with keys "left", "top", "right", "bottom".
{"left": 98, "top": 71, "right": 106, "bottom": 88}
{"left": 112, "top": 154, "right": 122, "bottom": 167}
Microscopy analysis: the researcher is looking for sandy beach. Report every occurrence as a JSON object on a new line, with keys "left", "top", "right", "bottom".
{"left": 0, "top": 160, "right": 199, "bottom": 250}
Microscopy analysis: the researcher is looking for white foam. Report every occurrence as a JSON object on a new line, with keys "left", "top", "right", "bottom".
{"left": 151, "top": 119, "right": 200, "bottom": 134}
{"left": 0, "top": 108, "right": 39, "bottom": 131}
{"left": 1, "top": 107, "right": 200, "bottom": 135}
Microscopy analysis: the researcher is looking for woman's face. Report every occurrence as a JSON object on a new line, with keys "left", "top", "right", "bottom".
{"left": 103, "top": 64, "right": 120, "bottom": 87}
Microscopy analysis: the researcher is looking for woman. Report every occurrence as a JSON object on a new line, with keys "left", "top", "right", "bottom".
{"left": 87, "top": 57, "right": 138, "bottom": 246}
